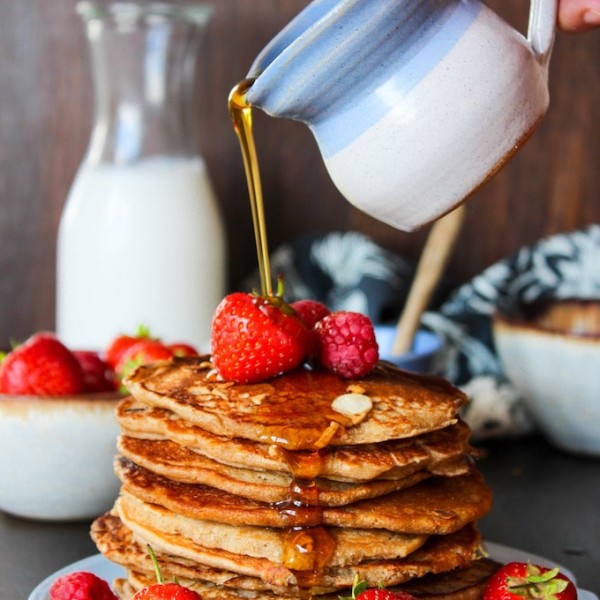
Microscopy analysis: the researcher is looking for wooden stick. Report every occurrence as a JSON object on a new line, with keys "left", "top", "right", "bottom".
{"left": 391, "top": 204, "right": 466, "bottom": 356}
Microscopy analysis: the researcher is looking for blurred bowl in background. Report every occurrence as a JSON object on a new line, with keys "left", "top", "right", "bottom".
{"left": 493, "top": 299, "right": 600, "bottom": 456}
{"left": 374, "top": 324, "right": 446, "bottom": 374}
{"left": 0, "top": 393, "right": 120, "bottom": 521}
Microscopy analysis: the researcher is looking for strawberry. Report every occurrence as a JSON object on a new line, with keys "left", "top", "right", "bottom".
{"left": 105, "top": 325, "right": 152, "bottom": 369}
{"left": 211, "top": 291, "right": 311, "bottom": 384}
{"left": 356, "top": 590, "right": 416, "bottom": 600}
{"left": 132, "top": 545, "right": 202, "bottom": 600}
{"left": 0, "top": 332, "right": 85, "bottom": 395}
{"left": 291, "top": 299, "right": 331, "bottom": 329}
{"left": 341, "top": 575, "right": 416, "bottom": 600}
{"left": 132, "top": 582, "right": 202, "bottom": 600}
{"left": 74, "top": 351, "right": 118, "bottom": 393}
{"left": 483, "top": 562, "right": 577, "bottom": 600}
{"left": 168, "top": 342, "right": 199, "bottom": 357}
{"left": 49, "top": 571, "right": 118, "bottom": 600}
{"left": 314, "top": 311, "right": 379, "bottom": 378}
{"left": 115, "top": 339, "right": 173, "bottom": 381}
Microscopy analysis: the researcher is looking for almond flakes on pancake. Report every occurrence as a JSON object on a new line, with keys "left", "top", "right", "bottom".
{"left": 123, "top": 357, "right": 467, "bottom": 450}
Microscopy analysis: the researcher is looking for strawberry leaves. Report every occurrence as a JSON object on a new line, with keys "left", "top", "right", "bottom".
{"left": 484, "top": 562, "right": 577, "bottom": 600}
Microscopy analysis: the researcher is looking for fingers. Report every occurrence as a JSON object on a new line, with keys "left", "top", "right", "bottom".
{"left": 558, "top": 0, "right": 600, "bottom": 32}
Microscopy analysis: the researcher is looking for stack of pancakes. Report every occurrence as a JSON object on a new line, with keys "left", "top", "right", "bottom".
{"left": 92, "top": 356, "right": 497, "bottom": 599}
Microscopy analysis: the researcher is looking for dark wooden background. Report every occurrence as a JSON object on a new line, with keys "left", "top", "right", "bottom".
{"left": 1, "top": 1, "right": 599, "bottom": 348}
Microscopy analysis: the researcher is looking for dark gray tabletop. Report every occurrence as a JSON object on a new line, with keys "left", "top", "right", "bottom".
{"left": 1, "top": 435, "right": 598, "bottom": 599}
{"left": 477, "top": 435, "right": 600, "bottom": 595}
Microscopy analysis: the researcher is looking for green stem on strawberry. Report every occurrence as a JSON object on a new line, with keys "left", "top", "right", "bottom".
{"left": 343, "top": 574, "right": 369, "bottom": 599}
{"left": 135, "top": 324, "right": 153, "bottom": 339}
{"left": 147, "top": 544, "right": 165, "bottom": 585}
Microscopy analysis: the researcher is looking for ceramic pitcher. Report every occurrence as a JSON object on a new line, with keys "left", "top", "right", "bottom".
{"left": 245, "top": 0, "right": 557, "bottom": 231}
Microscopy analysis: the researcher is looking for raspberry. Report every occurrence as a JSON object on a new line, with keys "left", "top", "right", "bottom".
{"left": 291, "top": 299, "right": 331, "bottom": 329}
{"left": 50, "top": 571, "right": 118, "bottom": 600}
{"left": 314, "top": 311, "right": 379, "bottom": 378}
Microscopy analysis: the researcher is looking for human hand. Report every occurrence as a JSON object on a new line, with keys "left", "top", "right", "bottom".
{"left": 558, "top": 0, "right": 600, "bottom": 32}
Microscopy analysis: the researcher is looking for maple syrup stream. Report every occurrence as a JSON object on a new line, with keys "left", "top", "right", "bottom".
{"left": 228, "top": 79, "right": 273, "bottom": 298}
{"left": 228, "top": 79, "right": 336, "bottom": 594}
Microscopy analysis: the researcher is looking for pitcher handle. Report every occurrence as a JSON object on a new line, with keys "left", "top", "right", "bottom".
{"left": 527, "top": 0, "right": 558, "bottom": 67}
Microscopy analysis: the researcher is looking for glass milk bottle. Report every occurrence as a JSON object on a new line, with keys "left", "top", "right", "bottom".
{"left": 57, "top": 1, "right": 225, "bottom": 352}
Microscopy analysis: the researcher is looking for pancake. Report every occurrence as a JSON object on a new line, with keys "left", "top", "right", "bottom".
{"left": 117, "top": 397, "right": 474, "bottom": 482}
{"left": 116, "top": 492, "right": 429, "bottom": 567}
{"left": 118, "top": 435, "right": 464, "bottom": 506}
{"left": 106, "top": 500, "right": 481, "bottom": 591}
{"left": 92, "top": 512, "right": 313, "bottom": 595}
{"left": 115, "top": 458, "right": 492, "bottom": 534}
{"left": 94, "top": 355, "right": 494, "bottom": 600}
{"left": 123, "top": 357, "right": 467, "bottom": 450}
{"left": 121, "top": 559, "right": 499, "bottom": 600}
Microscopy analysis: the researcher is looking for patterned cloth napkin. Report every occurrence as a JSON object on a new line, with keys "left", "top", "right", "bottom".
{"left": 243, "top": 225, "right": 600, "bottom": 441}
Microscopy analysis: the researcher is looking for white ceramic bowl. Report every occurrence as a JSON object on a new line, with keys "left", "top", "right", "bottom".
{"left": 374, "top": 325, "right": 446, "bottom": 374}
{"left": 493, "top": 300, "right": 600, "bottom": 456}
{"left": 0, "top": 394, "right": 121, "bottom": 521}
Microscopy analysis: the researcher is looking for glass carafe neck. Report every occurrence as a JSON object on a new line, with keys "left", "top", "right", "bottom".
{"left": 77, "top": 1, "right": 212, "bottom": 165}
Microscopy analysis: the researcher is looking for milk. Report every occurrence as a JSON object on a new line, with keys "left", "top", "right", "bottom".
{"left": 56, "top": 157, "right": 226, "bottom": 352}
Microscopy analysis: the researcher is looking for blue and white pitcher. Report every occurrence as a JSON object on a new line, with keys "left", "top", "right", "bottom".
{"left": 245, "top": 0, "right": 557, "bottom": 231}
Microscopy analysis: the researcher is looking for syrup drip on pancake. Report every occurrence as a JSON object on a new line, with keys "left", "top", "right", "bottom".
{"left": 271, "top": 422, "right": 338, "bottom": 587}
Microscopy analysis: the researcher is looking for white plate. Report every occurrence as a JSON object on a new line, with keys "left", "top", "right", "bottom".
{"left": 29, "top": 542, "right": 598, "bottom": 600}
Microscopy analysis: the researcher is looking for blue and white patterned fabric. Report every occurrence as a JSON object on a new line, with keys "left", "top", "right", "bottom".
{"left": 243, "top": 225, "right": 600, "bottom": 440}
{"left": 423, "top": 224, "right": 600, "bottom": 440}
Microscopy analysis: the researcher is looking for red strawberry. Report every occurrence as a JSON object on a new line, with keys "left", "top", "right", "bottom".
{"left": 314, "top": 311, "right": 379, "bottom": 379}
{"left": 74, "top": 351, "right": 118, "bottom": 393}
{"left": 116, "top": 339, "right": 173, "bottom": 379}
{"left": 357, "top": 590, "right": 416, "bottom": 600}
{"left": 132, "top": 582, "right": 202, "bottom": 600}
{"left": 132, "top": 545, "right": 202, "bottom": 600}
{"left": 105, "top": 325, "right": 152, "bottom": 369}
{"left": 291, "top": 299, "right": 331, "bottom": 329}
{"left": 0, "top": 332, "right": 85, "bottom": 395}
{"left": 211, "top": 291, "right": 311, "bottom": 384}
{"left": 168, "top": 342, "right": 199, "bottom": 357}
{"left": 49, "top": 571, "right": 118, "bottom": 600}
{"left": 483, "top": 562, "right": 577, "bottom": 600}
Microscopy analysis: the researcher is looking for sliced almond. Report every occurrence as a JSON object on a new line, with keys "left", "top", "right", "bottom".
{"left": 331, "top": 393, "right": 373, "bottom": 425}
{"left": 313, "top": 421, "right": 343, "bottom": 449}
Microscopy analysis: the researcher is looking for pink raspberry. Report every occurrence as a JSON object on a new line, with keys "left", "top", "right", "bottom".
{"left": 314, "top": 311, "right": 379, "bottom": 378}
{"left": 50, "top": 571, "right": 118, "bottom": 600}
{"left": 291, "top": 299, "right": 331, "bottom": 329}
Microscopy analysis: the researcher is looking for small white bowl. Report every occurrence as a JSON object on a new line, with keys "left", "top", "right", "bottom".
{"left": 374, "top": 325, "right": 446, "bottom": 374}
{"left": 0, "top": 394, "right": 121, "bottom": 521}
{"left": 493, "top": 300, "right": 600, "bottom": 456}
